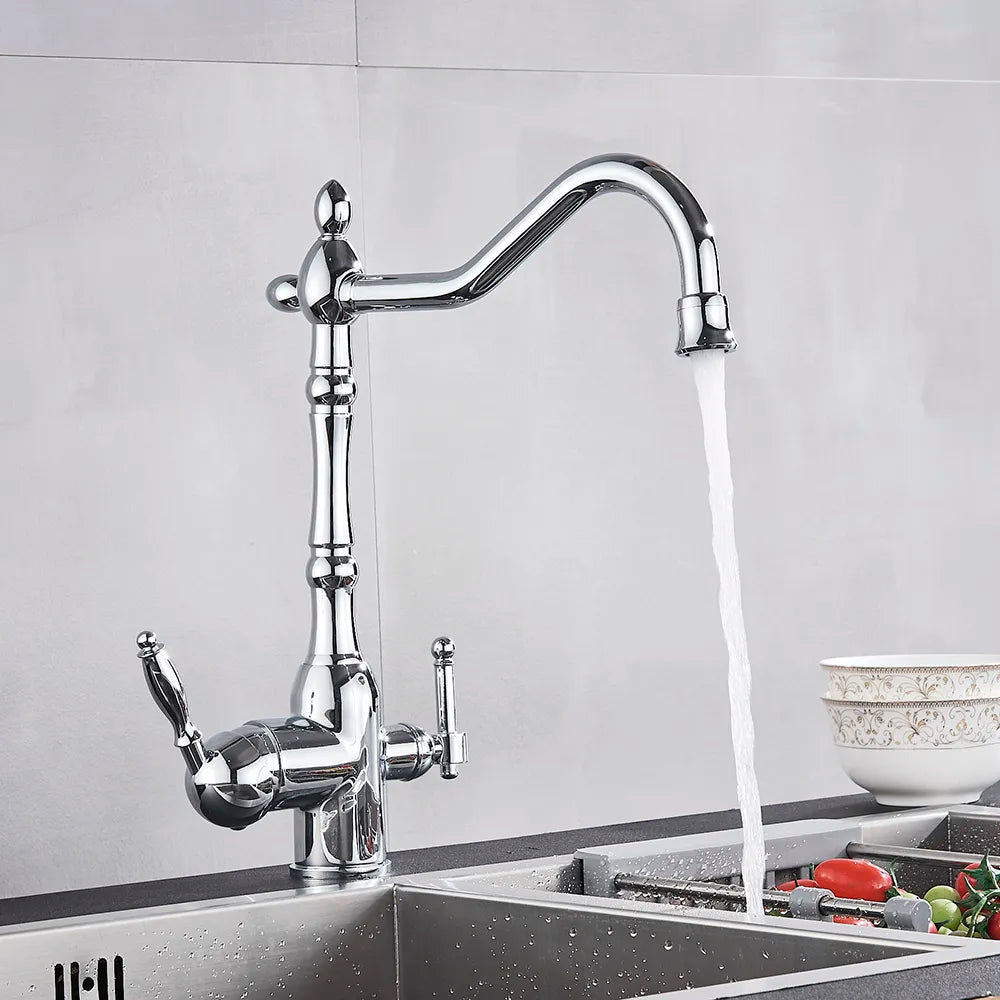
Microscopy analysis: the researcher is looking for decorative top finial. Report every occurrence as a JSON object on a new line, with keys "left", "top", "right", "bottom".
{"left": 314, "top": 180, "right": 351, "bottom": 236}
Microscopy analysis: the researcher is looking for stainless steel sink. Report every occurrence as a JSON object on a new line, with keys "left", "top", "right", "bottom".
{"left": 1, "top": 862, "right": 995, "bottom": 1000}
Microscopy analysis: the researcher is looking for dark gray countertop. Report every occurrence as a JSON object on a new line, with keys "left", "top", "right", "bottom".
{"left": 0, "top": 792, "right": 886, "bottom": 928}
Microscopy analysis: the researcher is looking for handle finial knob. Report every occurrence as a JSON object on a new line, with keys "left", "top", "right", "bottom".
{"left": 136, "top": 629, "right": 161, "bottom": 652}
{"left": 431, "top": 636, "right": 455, "bottom": 661}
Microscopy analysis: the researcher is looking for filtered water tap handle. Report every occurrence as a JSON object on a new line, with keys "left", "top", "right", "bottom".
{"left": 432, "top": 636, "right": 468, "bottom": 779}
{"left": 137, "top": 631, "right": 208, "bottom": 774}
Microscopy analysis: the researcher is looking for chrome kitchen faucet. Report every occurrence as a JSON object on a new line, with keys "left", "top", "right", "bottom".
{"left": 138, "top": 154, "right": 735, "bottom": 880}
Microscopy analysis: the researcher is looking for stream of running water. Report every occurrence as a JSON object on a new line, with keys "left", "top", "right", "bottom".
{"left": 691, "top": 349, "right": 766, "bottom": 919}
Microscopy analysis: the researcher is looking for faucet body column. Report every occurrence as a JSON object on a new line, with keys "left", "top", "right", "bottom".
{"left": 290, "top": 311, "right": 385, "bottom": 875}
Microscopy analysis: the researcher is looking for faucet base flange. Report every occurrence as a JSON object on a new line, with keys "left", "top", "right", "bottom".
{"left": 289, "top": 860, "right": 386, "bottom": 881}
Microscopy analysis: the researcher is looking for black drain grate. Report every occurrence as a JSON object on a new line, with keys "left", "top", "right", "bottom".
{"left": 53, "top": 957, "right": 124, "bottom": 1000}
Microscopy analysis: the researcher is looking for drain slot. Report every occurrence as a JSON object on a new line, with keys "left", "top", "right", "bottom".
{"left": 52, "top": 958, "right": 123, "bottom": 1000}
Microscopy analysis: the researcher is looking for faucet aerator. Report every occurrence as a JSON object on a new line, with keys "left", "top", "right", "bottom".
{"left": 676, "top": 292, "right": 736, "bottom": 356}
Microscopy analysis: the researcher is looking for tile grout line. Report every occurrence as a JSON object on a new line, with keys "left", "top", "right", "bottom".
{"left": 0, "top": 50, "right": 356, "bottom": 67}
{"left": 0, "top": 50, "right": 998, "bottom": 86}
{"left": 353, "top": 0, "right": 361, "bottom": 68}
{"left": 353, "top": 63, "right": 1000, "bottom": 86}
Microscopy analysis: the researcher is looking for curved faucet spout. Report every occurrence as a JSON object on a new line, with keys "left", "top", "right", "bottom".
{"left": 339, "top": 154, "right": 735, "bottom": 355}
{"left": 171, "top": 150, "right": 737, "bottom": 878}
{"left": 144, "top": 152, "right": 729, "bottom": 882}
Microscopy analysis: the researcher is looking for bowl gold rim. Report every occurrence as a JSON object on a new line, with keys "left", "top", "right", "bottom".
{"left": 821, "top": 657, "right": 1000, "bottom": 672}
{"left": 821, "top": 694, "right": 1000, "bottom": 708}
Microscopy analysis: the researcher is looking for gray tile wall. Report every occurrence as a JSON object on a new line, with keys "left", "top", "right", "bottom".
{"left": 364, "top": 67, "right": 1000, "bottom": 850}
{"left": 1, "top": 1, "right": 997, "bottom": 896}
{"left": 0, "top": 0, "right": 357, "bottom": 63}
{"left": 359, "top": 1, "right": 1000, "bottom": 80}
{"left": 0, "top": 54, "right": 370, "bottom": 896}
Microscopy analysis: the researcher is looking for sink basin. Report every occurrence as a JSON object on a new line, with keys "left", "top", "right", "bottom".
{"left": 395, "top": 880, "right": 963, "bottom": 999}
{"left": 0, "top": 863, "right": 995, "bottom": 999}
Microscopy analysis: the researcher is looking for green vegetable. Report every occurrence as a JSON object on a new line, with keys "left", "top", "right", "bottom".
{"left": 895, "top": 889, "right": 917, "bottom": 899}
{"left": 936, "top": 927, "right": 953, "bottom": 936}
{"left": 925, "top": 885, "right": 961, "bottom": 905}
{"left": 958, "top": 854, "right": 1000, "bottom": 934}
{"left": 929, "top": 898, "right": 962, "bottom": 931}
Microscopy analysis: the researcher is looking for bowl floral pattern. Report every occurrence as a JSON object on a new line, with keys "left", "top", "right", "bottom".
{"left": 822, "top": 657, "right": 1000, "bottom": 702}
{"left": 823, "top": 697, "right": 1000, "bottom": 749}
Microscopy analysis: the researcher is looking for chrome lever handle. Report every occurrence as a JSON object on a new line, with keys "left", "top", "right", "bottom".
{"left": 136, "top": 630, "right": 209, "bottom": 774}
{"left": 431, "top": 636, "right": 468, "bottom": 779}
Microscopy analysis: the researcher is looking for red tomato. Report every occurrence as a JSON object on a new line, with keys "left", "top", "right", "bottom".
{"left": 814, "top": 859, "right": 893, "bottom": 903}
{"left": 927, "top": 923, "right": 938, "bottom": 933}
{"left": 987, "top": 912, "right": 1000, "bottom": 940}
{"left": 776, "top": 878, "right": 819, "bottom": 891}
{"left": 957, "top": 863, "right": 981, "bottom": 899}
{"left": 833, "top": 916, "right": 874, "bottom": 926}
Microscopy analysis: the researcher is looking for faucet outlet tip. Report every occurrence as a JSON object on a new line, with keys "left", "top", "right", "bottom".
{"left": 676, "top": 292, "right": 735, "bottom": 356}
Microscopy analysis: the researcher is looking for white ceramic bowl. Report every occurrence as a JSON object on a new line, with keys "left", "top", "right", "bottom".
{"left": 831, "top": 744, "right": 1000, "bottom": 806}
{"left": 822, "top": 695, "right": 1000, "bottom": 806}
{"left": 822, "top": 654, "right": 1000, "bottom": 702}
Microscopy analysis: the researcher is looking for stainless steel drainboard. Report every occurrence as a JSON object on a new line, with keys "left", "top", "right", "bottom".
{"left": 0, "top": 867, "right": 990, "bottom": 1000}
{"left": 434, "top": 805, "right": 1000, "bottom": 932}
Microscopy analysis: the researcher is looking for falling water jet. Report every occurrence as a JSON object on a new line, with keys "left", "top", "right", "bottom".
{"left": 691, "top": 349, "right": 766, "bottom": 919}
